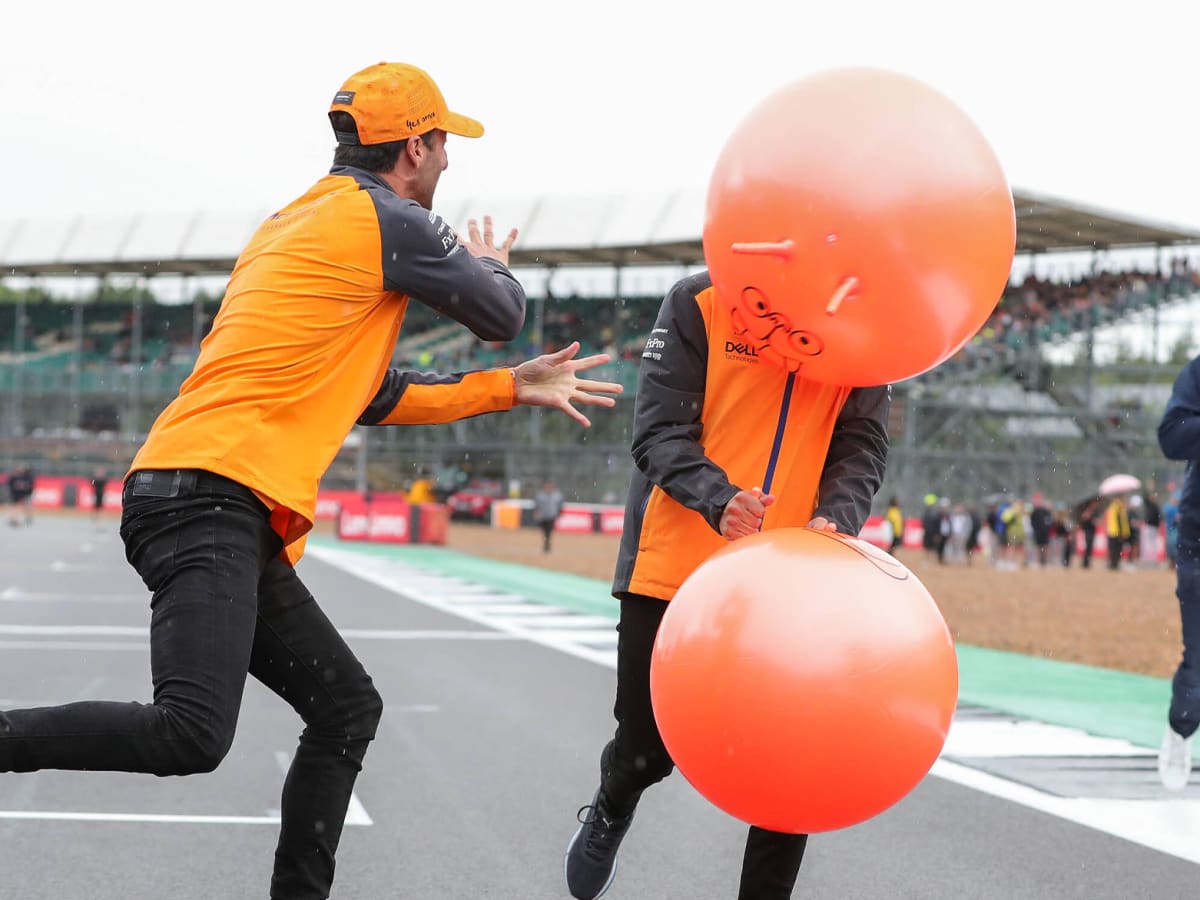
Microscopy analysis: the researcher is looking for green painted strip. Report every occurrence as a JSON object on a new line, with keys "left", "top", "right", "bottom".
{"left": 312, "top": 538, "right": 1174, "bottom": 752}
{"left": 308, "top": 538, "right": 620, "bottom": 618}
{"left": 956, "top": 644, "right": 1173, "bottom": 752}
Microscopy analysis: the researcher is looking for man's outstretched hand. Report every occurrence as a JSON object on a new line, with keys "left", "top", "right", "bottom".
{"left": 512, "top": 342, "right": 623, "bottom": 427}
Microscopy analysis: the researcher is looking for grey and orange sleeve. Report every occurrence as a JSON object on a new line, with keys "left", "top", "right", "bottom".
{"left": 370, "top": 192, "right": 526, "bottom": 341}
{"left": 358, "top": 368, "right": 515, "bottom": 426}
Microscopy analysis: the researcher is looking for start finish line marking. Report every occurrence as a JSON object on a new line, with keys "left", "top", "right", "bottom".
{"left": 0, "top": 750, "right": 373, "bottom": 827}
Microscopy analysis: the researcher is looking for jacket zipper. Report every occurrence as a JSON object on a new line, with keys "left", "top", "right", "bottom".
{"left": 762, "top": 373, "right": 796, "bottom": 495}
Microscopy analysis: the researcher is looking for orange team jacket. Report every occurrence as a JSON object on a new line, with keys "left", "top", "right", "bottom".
{"left": 129, "top": 165, "right": 527, "bottom": 565}
{"left": 612, "top": 272, "right": 891, "bottom": 601}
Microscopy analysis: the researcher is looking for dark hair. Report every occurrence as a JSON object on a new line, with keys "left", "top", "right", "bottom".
{"left": 329, "top": 112, "right": 434, "bottom": 172}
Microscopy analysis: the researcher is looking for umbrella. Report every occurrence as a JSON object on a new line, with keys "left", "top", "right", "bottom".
{"left": 1099, "top": 473, "right": 1141, "bottom": 496}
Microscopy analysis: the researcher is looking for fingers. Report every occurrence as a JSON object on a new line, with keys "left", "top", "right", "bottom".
{"left": 751, "top": 486, "right": 777, "bottom": 508}
{"left": 464, "top": 217, "right": 517, "bottom": 251}
{"left": 544, "top": 342, "right": 581, "bottom": 362}
{"left": 560, "top": 401, "right": 591, "bottom": 427}
{"left": 574, "top": 378, "right": 623, "bottom": 396}
{"left": 721, "top": 489, "right": 769, "bottom": 539}
{"left": 570, "top": 353, "right": 613, "bottom": 371}
{"left": 573, "top": 394, "right": 617, "bottom": 408}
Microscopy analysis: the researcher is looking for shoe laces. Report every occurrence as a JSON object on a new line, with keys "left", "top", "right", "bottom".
{"left": 575, "top": 799, "right": 631, "bottom": 858}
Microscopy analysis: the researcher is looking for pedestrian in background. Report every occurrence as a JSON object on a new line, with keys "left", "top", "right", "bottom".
{"left": 1105, "top": 495, "right": 1131, "bottom": 571}
{"left": 1078, "top": 498, "right": 1101, "bottom": 569}
{"left": 6, "top": 465, "right": 34, "bottom": 527}
{"left": 90, "top": 467, "right": 109, "bottom": 522}
{"left": 1165, "top": 489, "right": 1181, "bottom": 571}
{"left": 534, "top": 480, "right": 565, "bottom": 553}
{"left": 1030, "top": 493, "right": 1053, "bottom": 567}
{"left": 885, "top": 496, "right": 904, "bottom": 554}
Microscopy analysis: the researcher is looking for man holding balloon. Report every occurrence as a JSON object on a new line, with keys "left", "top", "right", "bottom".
{"left": 564, "top": 68, "right": 1014, "bottom": 899}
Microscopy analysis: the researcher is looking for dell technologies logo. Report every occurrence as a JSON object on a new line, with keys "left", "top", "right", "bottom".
{"left": 724, "top": 340, "right": 759, "bottom": 362}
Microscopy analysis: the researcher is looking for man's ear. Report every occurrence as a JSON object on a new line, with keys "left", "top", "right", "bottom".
{"left": 404, "top": 136, "right": 424, "bottom": 166}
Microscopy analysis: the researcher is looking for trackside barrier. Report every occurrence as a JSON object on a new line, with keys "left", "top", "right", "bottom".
{"left": 486, "top": 504, "right": 1167, "bottom": 561}
{"left": 491, "top": 499, "right": 625, "bottom": 535}
{"left": 336, "top": 495, "right": 449, "bottom": 546}
{"left": 11, "top": 476, "right": 449, "bottom": 545}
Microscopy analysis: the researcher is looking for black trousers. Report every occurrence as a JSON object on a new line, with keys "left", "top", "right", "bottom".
{"left": 0, "top": 469, "right": 383, "bottom": 899}
{"left": 599, "top": 593, "right": 807, "bottom": 900}
{"left": 1171, "top": 534, "right": 1200, "bottom": 738}
{"left": 1108, "top": 535, "right": 1125, "bottom": 570}
{"left": 1081, "top": 523, "right": 1096, "bottom": 567}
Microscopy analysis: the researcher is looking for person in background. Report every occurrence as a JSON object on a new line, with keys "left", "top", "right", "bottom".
{"left": 6, "top": 465, "right": 34, "bottom": 527}
{"left": 1001, "top": 499, "right": 1027, "bottom": 570}
{"left": 90, "top": 467, "right": 109, "bottom": 522}
{"left": 1078, "top": 497, "right": 1101, "bottom": 569}
{"left": 1165, "top": 489, "right": 1181, "bottom": 571}
{"left": 921, "top": 494, "right": 941, "bottom": 564}
{"left": 533, "top": 480, "right": 565, "bottom": 553}
{"left": 1105, "top": 494, "right": 1131, "bottom": 571}
{"left": 948, "top": 503, "right": 971, "bottom": 564}
{"left": 1029, "top": 493, "right": 1053, "bottom": 567}
{"left": 407, "top": 475, "right": 436, "bottom": 505}
{"left": 1052, "top": 504, "right": 1076, "bottom": 568}
{"left": 885, "top": 496, "right": 904, "bottom": 554}
{"left": 1127, "top": 495, "right": 1144, "bottom": 566}
{"left": 1143, "top": 491, "right": 1163, "bottom": 567}
{"left": 965, "top": 503, "right": 983, "bottom": 566}
{"left": 1156, "top": 357, "right": 1200, "bottom": 789}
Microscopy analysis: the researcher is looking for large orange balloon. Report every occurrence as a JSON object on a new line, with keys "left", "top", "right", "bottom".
{"left": 703, "top": 68, "right": 1015, "bottom": 386}
{"left": 649, "top": 528, "right": 958, "bottom": 834}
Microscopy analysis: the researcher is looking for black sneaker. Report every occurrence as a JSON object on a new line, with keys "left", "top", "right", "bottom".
{"left": 564, "top": 787, "right": 636, "bottom": 899}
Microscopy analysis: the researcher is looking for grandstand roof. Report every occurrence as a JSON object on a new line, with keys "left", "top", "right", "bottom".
{"left": 2, "top": 187, "right": 1198, "bottom": 278}
{"left": 1012, "top": 189, "right": 1200, "bottom": 254}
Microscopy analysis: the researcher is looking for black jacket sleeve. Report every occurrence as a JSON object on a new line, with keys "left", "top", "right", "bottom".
{"left": 1159, "top": 357, "right": 1200, "bottom": 461}
{"left": 813, "top": 385, "right": 891, "bottom": 534}
{"left": 629, "top": 276, "right": 740, "bottom": 533}
{"left": 371, "top": 193, "right": 526, "bottom": 341}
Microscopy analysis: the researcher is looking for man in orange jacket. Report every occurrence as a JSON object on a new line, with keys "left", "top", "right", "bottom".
{"left": 0, "top": 62, "right": 620, "bottom": 900}
{"left": 564, "top": 272, "right": 889, "bottom": 899}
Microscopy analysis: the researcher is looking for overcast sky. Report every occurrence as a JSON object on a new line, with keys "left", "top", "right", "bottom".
{"left": 5, "top": 0, "right": 1200, "bottom": 235}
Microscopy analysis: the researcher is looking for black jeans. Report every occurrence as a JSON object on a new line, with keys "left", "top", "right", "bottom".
{"left": 599, "top": 593, "right": 807, "bottom": 900}
{"left": 1171, "top": 533, "right": 1200, "bottom": 738}
{"left": 0, "top": 469, "right": 383, "bottom": 900}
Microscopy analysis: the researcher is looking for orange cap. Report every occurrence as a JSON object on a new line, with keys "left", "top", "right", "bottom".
{"left": 329, "top": 62, "right": 484, "bottom": 145}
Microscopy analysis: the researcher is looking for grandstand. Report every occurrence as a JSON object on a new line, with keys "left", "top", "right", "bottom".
{"left": 3, "top": 186, "right": 1200, "bottom": 512}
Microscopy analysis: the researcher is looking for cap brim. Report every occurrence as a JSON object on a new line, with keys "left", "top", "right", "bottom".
{"left": 443, "top": 111, "right": 484, "bottom": 139}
